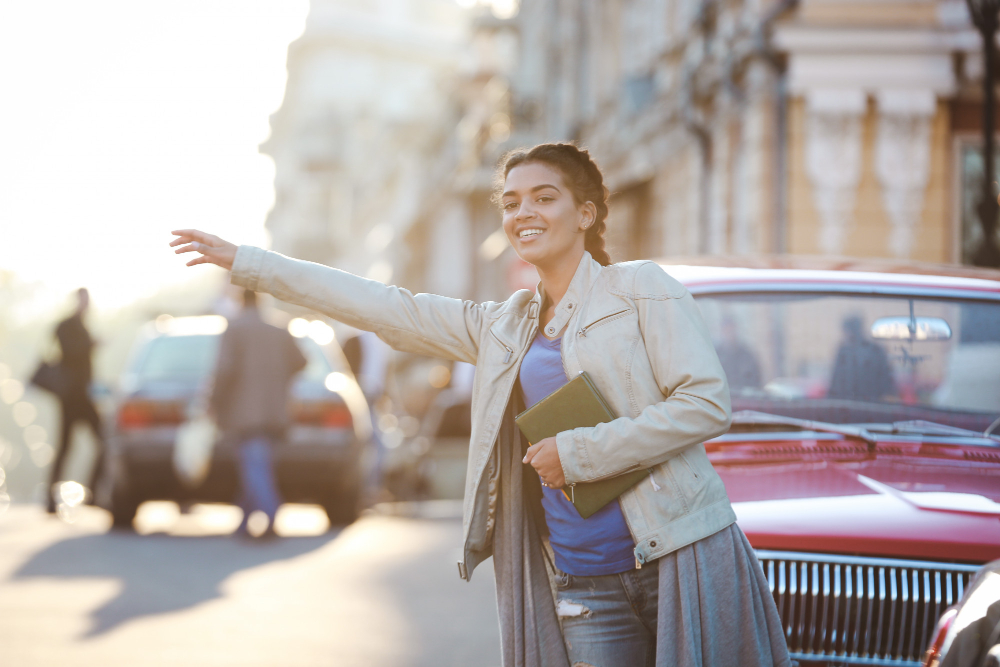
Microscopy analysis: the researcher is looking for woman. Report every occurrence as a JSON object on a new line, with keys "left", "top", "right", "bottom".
{"left": 171, "top": 143, "right": 789, "bottom": 667}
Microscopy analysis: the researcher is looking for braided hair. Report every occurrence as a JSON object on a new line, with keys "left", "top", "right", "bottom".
{"left": 496, "top": 143, "right": 613, "bottom": 266}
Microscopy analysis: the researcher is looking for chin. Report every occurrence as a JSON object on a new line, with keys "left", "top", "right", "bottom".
{"left": 514, "top": 248, "right": 548, "bottom": 268}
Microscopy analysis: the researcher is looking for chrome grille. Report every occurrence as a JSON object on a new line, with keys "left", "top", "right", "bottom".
{"left": 755, "top": 551, "right": 980, "bottom": 666}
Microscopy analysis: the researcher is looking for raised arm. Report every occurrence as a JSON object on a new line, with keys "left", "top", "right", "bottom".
{"left": 170, "top": 230, "right": 484, "bottom": 364}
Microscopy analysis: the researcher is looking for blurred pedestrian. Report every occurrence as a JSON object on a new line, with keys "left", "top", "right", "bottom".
{"left": 209, "top": 289, "right": 306, "bottom": 538}
{"left": 171, "top": 143, "right": 790, "bottom": 666}
{"left": 714, "top": 316, "right": 762, "bottom": 392}
{"left": 48, "top": 287, "right": 105, "bottom": 513}
{"left": 342, "top": 328, "right": 391, "bottom": 500}
{"left": 828, "top": 314, "right": 897, "bottom": 402}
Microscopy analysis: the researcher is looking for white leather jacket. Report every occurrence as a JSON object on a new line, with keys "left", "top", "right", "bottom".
{"left": 231, "top": 247, "right": 736, "bottom": 579}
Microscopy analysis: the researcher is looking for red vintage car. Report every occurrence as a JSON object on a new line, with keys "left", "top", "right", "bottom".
{"left": 664, "top": 258, "right": 1000, "bottom": 667}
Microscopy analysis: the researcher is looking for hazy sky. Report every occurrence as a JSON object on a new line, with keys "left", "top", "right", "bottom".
{"left": 0, "top": 1, "right": 309, "bottom": 309}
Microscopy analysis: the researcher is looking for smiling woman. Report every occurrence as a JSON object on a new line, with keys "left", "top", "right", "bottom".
{"left": 498, "top": 144, "right": 612, "bottom": 271}
{"left": 169, "top": 143, "right": 789, "bottom": 667}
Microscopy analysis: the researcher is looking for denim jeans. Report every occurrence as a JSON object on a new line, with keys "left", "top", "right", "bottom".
{"left": 555, "top": 559, "right": 659, "bottom": 667}
{"left": 237, "top": 435, "right": 281, "bottom": 528}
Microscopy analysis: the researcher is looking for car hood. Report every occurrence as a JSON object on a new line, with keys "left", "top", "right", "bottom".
{"left": 708, "top": 435, "right": 1000, "bottom": 563}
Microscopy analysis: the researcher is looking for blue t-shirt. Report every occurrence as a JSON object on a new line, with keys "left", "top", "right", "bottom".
{"left": 519, "top": 331, "right": 636, "bottom": 576}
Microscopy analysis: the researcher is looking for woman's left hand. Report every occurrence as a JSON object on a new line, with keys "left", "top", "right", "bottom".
{"left": 523, "top": 437, "right": 566, "bottom": 489}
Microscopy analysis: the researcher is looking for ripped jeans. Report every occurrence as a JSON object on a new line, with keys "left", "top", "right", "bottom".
{"left": 555, "top": 559, "right": 659, "bottom": 667}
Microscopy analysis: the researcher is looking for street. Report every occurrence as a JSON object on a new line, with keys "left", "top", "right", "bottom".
{"left": 0, "top": 502, "right": 500, "bottom": 667}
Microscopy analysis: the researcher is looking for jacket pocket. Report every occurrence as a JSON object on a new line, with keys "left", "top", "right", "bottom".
{"left": 677, "top": 450, "right": 700, "bottom": 481}
{"left": 489, "top": 329, "right": 514, "bottom": 364}
{"left": 576, "top": 308, "right": 633, "bottom": 338}
{"left": 647, "top": 463, "right": 690, "bottom": 516}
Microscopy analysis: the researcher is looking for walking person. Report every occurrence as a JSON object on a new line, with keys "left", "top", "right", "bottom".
{"left": 209, "top": 289, "right": 307, "bottom": 538}
{"left": 171, "top": 143, "right": 790, "bottom": 666}
{"left": 48, "top": 288, "right": 105, "bottom": 513}
{"left": 342, "top": 328, "right": 392, "bottom": 501}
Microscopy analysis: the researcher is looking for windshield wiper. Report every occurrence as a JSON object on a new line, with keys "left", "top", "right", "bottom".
{"left": 870, "top": 420, "right": 1000, "bottom": 443}
{"left": 730, "top": 410, "right": 878, "bottom": 448}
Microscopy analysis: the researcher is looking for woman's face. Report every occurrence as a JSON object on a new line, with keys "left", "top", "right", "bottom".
{"left": 501, "top": 161, "right": 594, "bottom": 271}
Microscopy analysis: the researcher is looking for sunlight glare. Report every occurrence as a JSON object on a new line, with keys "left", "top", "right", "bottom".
{"left": 0, "top": 1, "right": 310, "bottom": 309}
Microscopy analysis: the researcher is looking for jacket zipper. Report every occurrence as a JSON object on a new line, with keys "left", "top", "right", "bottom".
{"left": 490, "top": 330, "right": 514, "bottom": 364}
{"left": 577, "top": 308, "right": 631, "bottom": 337}
{"left": 460, "top": 323, "right": 536, "bottom": 578}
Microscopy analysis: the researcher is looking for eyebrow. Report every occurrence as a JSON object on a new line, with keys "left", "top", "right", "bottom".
{"left": 501, "top": 184, "right": 561, "bottom": 198}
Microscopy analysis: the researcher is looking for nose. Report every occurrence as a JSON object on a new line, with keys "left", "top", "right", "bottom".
{"left": 515, "top": 200, "right": 535, "bottom": 221}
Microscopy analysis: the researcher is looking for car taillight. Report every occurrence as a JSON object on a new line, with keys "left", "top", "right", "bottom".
{"left": 117, "top": 400, "right": 186, "bottom": 430}
{"left": 922, "top": 606, "right": 958, "bottom": 667}
{"left": 295, "top": 401, "right": 353, "bottom": 429}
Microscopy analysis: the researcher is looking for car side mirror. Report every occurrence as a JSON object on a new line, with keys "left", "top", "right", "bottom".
{"left": 870, "top": 316, "right": 952, "bottom": 341}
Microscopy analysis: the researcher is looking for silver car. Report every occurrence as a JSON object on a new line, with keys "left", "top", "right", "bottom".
{"left": 106, "top": 315, "right": 371, "bottom": 528}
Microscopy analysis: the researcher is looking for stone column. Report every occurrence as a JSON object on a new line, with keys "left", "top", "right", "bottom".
{"left": 874, "top": 90, "right": 935, "bottom": 258}
{"left": 805, "top": 89, "right": 866, "bottom": 255}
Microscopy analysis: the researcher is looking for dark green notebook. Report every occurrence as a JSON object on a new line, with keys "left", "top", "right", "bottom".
{"left": 515, "top": 371, "right": 651, "bottom": 519}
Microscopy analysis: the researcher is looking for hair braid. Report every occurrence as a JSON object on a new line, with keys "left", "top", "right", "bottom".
{"left": 495, "top": 142, "right": 613, "bottom": 266}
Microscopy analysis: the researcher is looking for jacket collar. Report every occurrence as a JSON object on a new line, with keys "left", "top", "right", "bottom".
{"left": 531, "top": 251, "right": 604, "bottom": 338}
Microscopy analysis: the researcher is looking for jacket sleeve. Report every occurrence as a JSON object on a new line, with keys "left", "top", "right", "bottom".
{"left": 230, "top": 246, "right": 484, "bottom": 364}
{"left": 555, "top": 262, "right": 732, "bottom": 484}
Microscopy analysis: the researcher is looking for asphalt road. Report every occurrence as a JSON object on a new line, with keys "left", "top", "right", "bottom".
{"left": 0, "top": 501, "right": 501, "bottom": 667}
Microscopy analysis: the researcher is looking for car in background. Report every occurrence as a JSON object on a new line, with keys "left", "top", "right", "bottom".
{"left": 388, "top": 384, "right": 472, "bottom": 501}
{"left": 106, "top": 315, "right": 371, "bottom": 528}
{"left": 663, "top": 258, "right": 1000, "bottom": 667}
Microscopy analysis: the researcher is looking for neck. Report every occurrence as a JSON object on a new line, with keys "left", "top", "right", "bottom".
{"left": 536, "top": 247, "right": 585, "bottom": 307}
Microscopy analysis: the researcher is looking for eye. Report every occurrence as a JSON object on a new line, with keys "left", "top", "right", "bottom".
{"left": 537, "top": 195, "right": 553, "bottom": 203}
{"left": 503, "top": 201, "right": 517, "bottom": 210}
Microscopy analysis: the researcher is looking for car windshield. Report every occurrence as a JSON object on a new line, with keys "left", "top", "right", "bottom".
{"left": 133, "top": 334, "right": 334, "bottom": 382}
{"left": 694, "top": 292, "right": 1000, "bottom": 432}
{"left": 135, "top": 335, "right": 220, "bottom": 381}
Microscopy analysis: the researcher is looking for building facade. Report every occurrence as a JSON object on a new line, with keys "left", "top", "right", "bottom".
{"left": 261, "top": 0, "right": 475, "bottom": 298}
{"left": 483, "top": 0, "right": 997, "bottom": 268}
{"left": 265, "top": 0, "right": 1000, "bottom": 308}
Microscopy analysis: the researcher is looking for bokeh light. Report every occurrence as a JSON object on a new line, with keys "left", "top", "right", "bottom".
{"left": 288, "top": 317, "right": 310, "bottom": 338}
{"left": 58, "top": 481, "right": 86, "bottom": 507}
{"left": 307, "top": 320, "right": 335, "bottom": 346}
{"left": 428, "top": 365, "right": 451, "bottom": 388}
{"left": 23, "top": 425, "right": 46, "bottom": 446}
{"left": 324, "top": 372, "right": 350, "bottom": 393}
{"left": 29, "top": 444, "right": 54, "bottom": 468}
{"left": 12, "top": 402, "right": 37, "bottom": 427}
{"left": 1, "top": 379, "right": 24, "bottom": 405}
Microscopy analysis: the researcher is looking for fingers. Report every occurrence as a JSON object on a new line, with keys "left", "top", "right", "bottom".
{"left": 522, "top": 442, "right": 542, "bottom": 464}
{"left": 170, "top": 229, "right": 224, "bottom": 252}
{"left": 170, "top": 229, "right": 211, "bottom": 244}
{"left": 173, "top": 242, "right": 223, "bottom": 257}
{"left": 170, "top": 228, "right": 236, "bottom": 270}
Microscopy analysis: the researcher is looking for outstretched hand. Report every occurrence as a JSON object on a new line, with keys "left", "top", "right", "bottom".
{"left": 523, "top": 437, "right": 566, "bottom": 490}
{"left": 170, "top": 229, "right": 237, "bottom": 270}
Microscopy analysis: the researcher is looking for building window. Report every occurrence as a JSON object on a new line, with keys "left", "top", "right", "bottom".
{"left": 608, "top": 180, "right": 653, "bottom": 261}
{"left": 957, "top": 140, "right": 1000, "bottom": 265}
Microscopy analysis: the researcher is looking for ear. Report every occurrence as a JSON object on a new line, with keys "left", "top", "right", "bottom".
{"left": 579, "top": 201, "right": 597, "bottom": 230}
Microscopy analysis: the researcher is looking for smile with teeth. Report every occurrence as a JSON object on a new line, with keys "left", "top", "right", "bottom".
{"left": 519, "top": 228, "right": 545, "bottom": 238}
